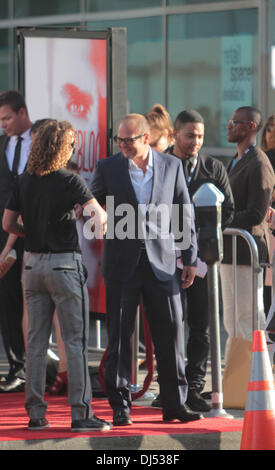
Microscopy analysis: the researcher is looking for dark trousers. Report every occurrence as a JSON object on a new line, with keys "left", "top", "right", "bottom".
{"left": 104, "top": 250, "right": 188, "bottom": 413}
{"left": 178, "top": 270, "right": 210, "bottom": 391}
{"left": 0, "top": 242, "right": 25, "bottom": 378}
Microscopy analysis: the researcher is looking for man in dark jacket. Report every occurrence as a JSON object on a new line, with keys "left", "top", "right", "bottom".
{"left": 221, "top": 106, "right": 274, "bottom": 349}
{"left": 91, "top": 113, "right": 203, "bottom": 426}
{"left": 152, "top": 109, "right": 234, "bottom": 412}
{"left": 0, "top": 90, "right": 32, "bottom": 392}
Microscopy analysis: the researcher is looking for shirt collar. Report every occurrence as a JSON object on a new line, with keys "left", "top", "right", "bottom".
{"left": 186, "top": 153, "right": 198, "bottom": 165}
{"left": 128, "top": 146, "right": 153, "bottom": 171}
{"left": 10, "top": 127, "right": 32, "bottom": 142}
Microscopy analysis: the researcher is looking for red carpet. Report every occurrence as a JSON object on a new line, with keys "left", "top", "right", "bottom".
{"left": 0, "top": 392, "right": 243, "bottom": 441}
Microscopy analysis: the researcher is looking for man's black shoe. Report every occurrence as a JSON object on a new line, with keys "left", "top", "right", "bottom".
{"left": 28, "top": 418, "right": 50, "bottom": 431}
{"left": 0, "top": 377, "right": 25, "bottom": 393}
{"left": 71, "top": 416, "right": 112, "bottom": 432}
{"left": 113, "top": 409, "right": 133, "bottom": 426}
{"left": 186, "top": 389, "right": 211, "bottom": 412}
{"left": 163, "top": 404, "right": 203, "bottom": 423}
{"left": 151, "top": 393, "right": 162, "bottom": 409}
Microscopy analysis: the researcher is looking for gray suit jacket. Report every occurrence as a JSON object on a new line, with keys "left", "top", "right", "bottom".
{"left": 90, "top": 149, "right": 197, "bottom": 282}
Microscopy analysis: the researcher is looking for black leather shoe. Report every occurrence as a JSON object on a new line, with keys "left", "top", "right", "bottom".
{"left": 0, "top": 377, "right": 25, "bottom": 393}
{"left": 113, "top": 409, "right": 133, "bottom": 426}
{"left": 186, "top": 389, "right": 211, "bottom": 412}
{"left": 28, "top": 418, "right": 50, "bottom": 431}
{"left": 151, "top": 393, "right": 162, "bottom": 409}
{"left": 71, "top": 416, "right": 112, "bottom": 432}
{"left": 163, "top": 404, "right": 203, "bottom": 423}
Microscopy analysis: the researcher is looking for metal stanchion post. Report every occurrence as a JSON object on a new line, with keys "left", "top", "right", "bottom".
{"left": 207, "top": 263, "right": 233, "bottom": 418}
{"left": 193, "top": 183, "right": 233, "bottom": 418}
{"left": 131, "top": 306, "right": 140, "bottom": 393}
{"left": 96, "top": 320, "right": 101, "bottom": 350}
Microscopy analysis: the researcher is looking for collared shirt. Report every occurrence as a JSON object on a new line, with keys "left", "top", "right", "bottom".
{"left": 229, "top": 143, "right": 256, "bottom": 172}
{"left": 184, "top": 153, "right": 198, "bottom": 186}
{"left": 5, "top": 128, "right": 32, "bottom": 174}
{"left": 128, "top": 146, "right": 153, "bottom": 213}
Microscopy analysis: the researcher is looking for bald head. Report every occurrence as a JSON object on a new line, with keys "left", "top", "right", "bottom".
{"left": 119, "top": 114, "right": 150, "bottom": 136}
{"left": 236, "top": 106, "right": 263, "bottom": 133}
{"left": 116, "top": 114, "right": 150, "bottom": 161}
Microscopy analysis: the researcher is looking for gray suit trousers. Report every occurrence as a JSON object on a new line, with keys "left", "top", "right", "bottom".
{"left": 23, "top": 252, "right": 92, "bottom": 421}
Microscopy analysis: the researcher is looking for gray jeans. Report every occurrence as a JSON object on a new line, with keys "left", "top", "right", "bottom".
{"left": 23, "top": 252, "right": 92, "bottom": 421}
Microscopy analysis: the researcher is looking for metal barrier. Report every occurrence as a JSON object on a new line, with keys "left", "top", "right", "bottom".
{"left": 223, "top": 227, "right": 262, "bottom": 332}
{"left": 206, "top": 227, "right": 261, "bottom": 418}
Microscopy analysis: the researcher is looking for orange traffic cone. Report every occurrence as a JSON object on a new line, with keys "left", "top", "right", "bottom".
{"left": 240, "top": 330, "right": 275, "bottom": 450}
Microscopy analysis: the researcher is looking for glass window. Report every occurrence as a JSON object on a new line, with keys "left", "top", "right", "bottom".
{"left": 87, "top": 0, "right": 162, "bottom": 12}
{"left": 0, "top": 0, "right": 9, "bottom": 19}
{"left": 0, "top": 29, "right": 10, "bottom": 93}
{"left": 14, "top": 0, "right": 80, "bottom": 17}
{"left": 167, "top": 0, "right": 252, "bottom": 4}
{"left": 167, "top": 9, "right": 258, "bottom": 149}
{"left": 87, "top": 17, "right": 163, "bottom": 117}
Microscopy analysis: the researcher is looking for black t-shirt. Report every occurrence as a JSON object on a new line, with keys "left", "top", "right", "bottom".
{"left": 6, "top": 168, "right": 93, "bottom": 253}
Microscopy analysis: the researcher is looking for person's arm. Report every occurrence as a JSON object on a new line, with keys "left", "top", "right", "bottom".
{"left": 214, "top": 160, "right": 235, "bottom": 230}
{"left": 2, "top": 209, "right": 24, "bottom": 237}
{"left": 232, "top": 160, "right": 274, "bottom": 229}
{"left": 173, "top": 161, "right": 198, "bottom": 270}
{"left": 82, "top": 197, "right": 107, "bottom": 239}
{"left": 0, "top": 232, "right": 19, "bottom": 275}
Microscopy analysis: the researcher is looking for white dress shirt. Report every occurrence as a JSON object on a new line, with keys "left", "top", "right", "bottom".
{"left": 128, "top": 146, "right": 153, "bottom": 216}
{"left": 5, "top": 128, "right": 32, "bottom": 174}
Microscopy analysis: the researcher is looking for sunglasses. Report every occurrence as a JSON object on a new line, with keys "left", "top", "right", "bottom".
{"left": 227, "top": 120, "right": 253, "bottom": 127}
{"left": 113, "top": 134, "right": 145, "bottom": 146}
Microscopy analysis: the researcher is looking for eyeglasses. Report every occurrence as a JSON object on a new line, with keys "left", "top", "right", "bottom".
{"left": 113, "top": 134, "right": 145, "bottom": 146}
{"left": 228, "top": 120, "right": 253, "bottom": 127}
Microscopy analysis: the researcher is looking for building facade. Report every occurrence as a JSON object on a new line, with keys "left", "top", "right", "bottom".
{"left": 1, "top": 0, "right": 275, "bottom": 157}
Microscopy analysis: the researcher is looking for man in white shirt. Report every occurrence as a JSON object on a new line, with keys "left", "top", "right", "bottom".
{"left": 0, "top": 90, "right": 32, "bottom": 392}
{"left": 91, "top": 113, "right": 202, "bottom": 426}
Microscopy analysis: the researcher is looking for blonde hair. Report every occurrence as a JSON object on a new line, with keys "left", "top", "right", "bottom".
{"left": 27, "top": 120, "right": 76, "bottom": 176}
{"left": 144, "top": 104, "right": 174, "bottom": 142}
{"left": 261, "top": 115, "right": 275, "bottom": 152}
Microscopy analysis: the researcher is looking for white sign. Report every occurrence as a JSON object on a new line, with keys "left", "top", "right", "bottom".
{"left": 221, "top": 36, "right": 253, "bottom": 146}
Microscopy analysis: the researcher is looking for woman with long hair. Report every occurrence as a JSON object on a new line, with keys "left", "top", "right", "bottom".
{"left": 144, "top": 103, "right": 174, "bottom": 153}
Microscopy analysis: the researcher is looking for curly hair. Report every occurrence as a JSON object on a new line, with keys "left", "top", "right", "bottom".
{"left": 27, "top": 120, "right": 76, "bottom": 176}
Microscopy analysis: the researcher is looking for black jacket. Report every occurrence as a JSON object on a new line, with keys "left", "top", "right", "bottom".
{"left": 168, "top": 147, "right": 235, "bottom": 231}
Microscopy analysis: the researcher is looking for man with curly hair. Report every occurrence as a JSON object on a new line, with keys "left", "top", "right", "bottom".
{"left": 3, "top": 119, "right": 112, "bottom": 432}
